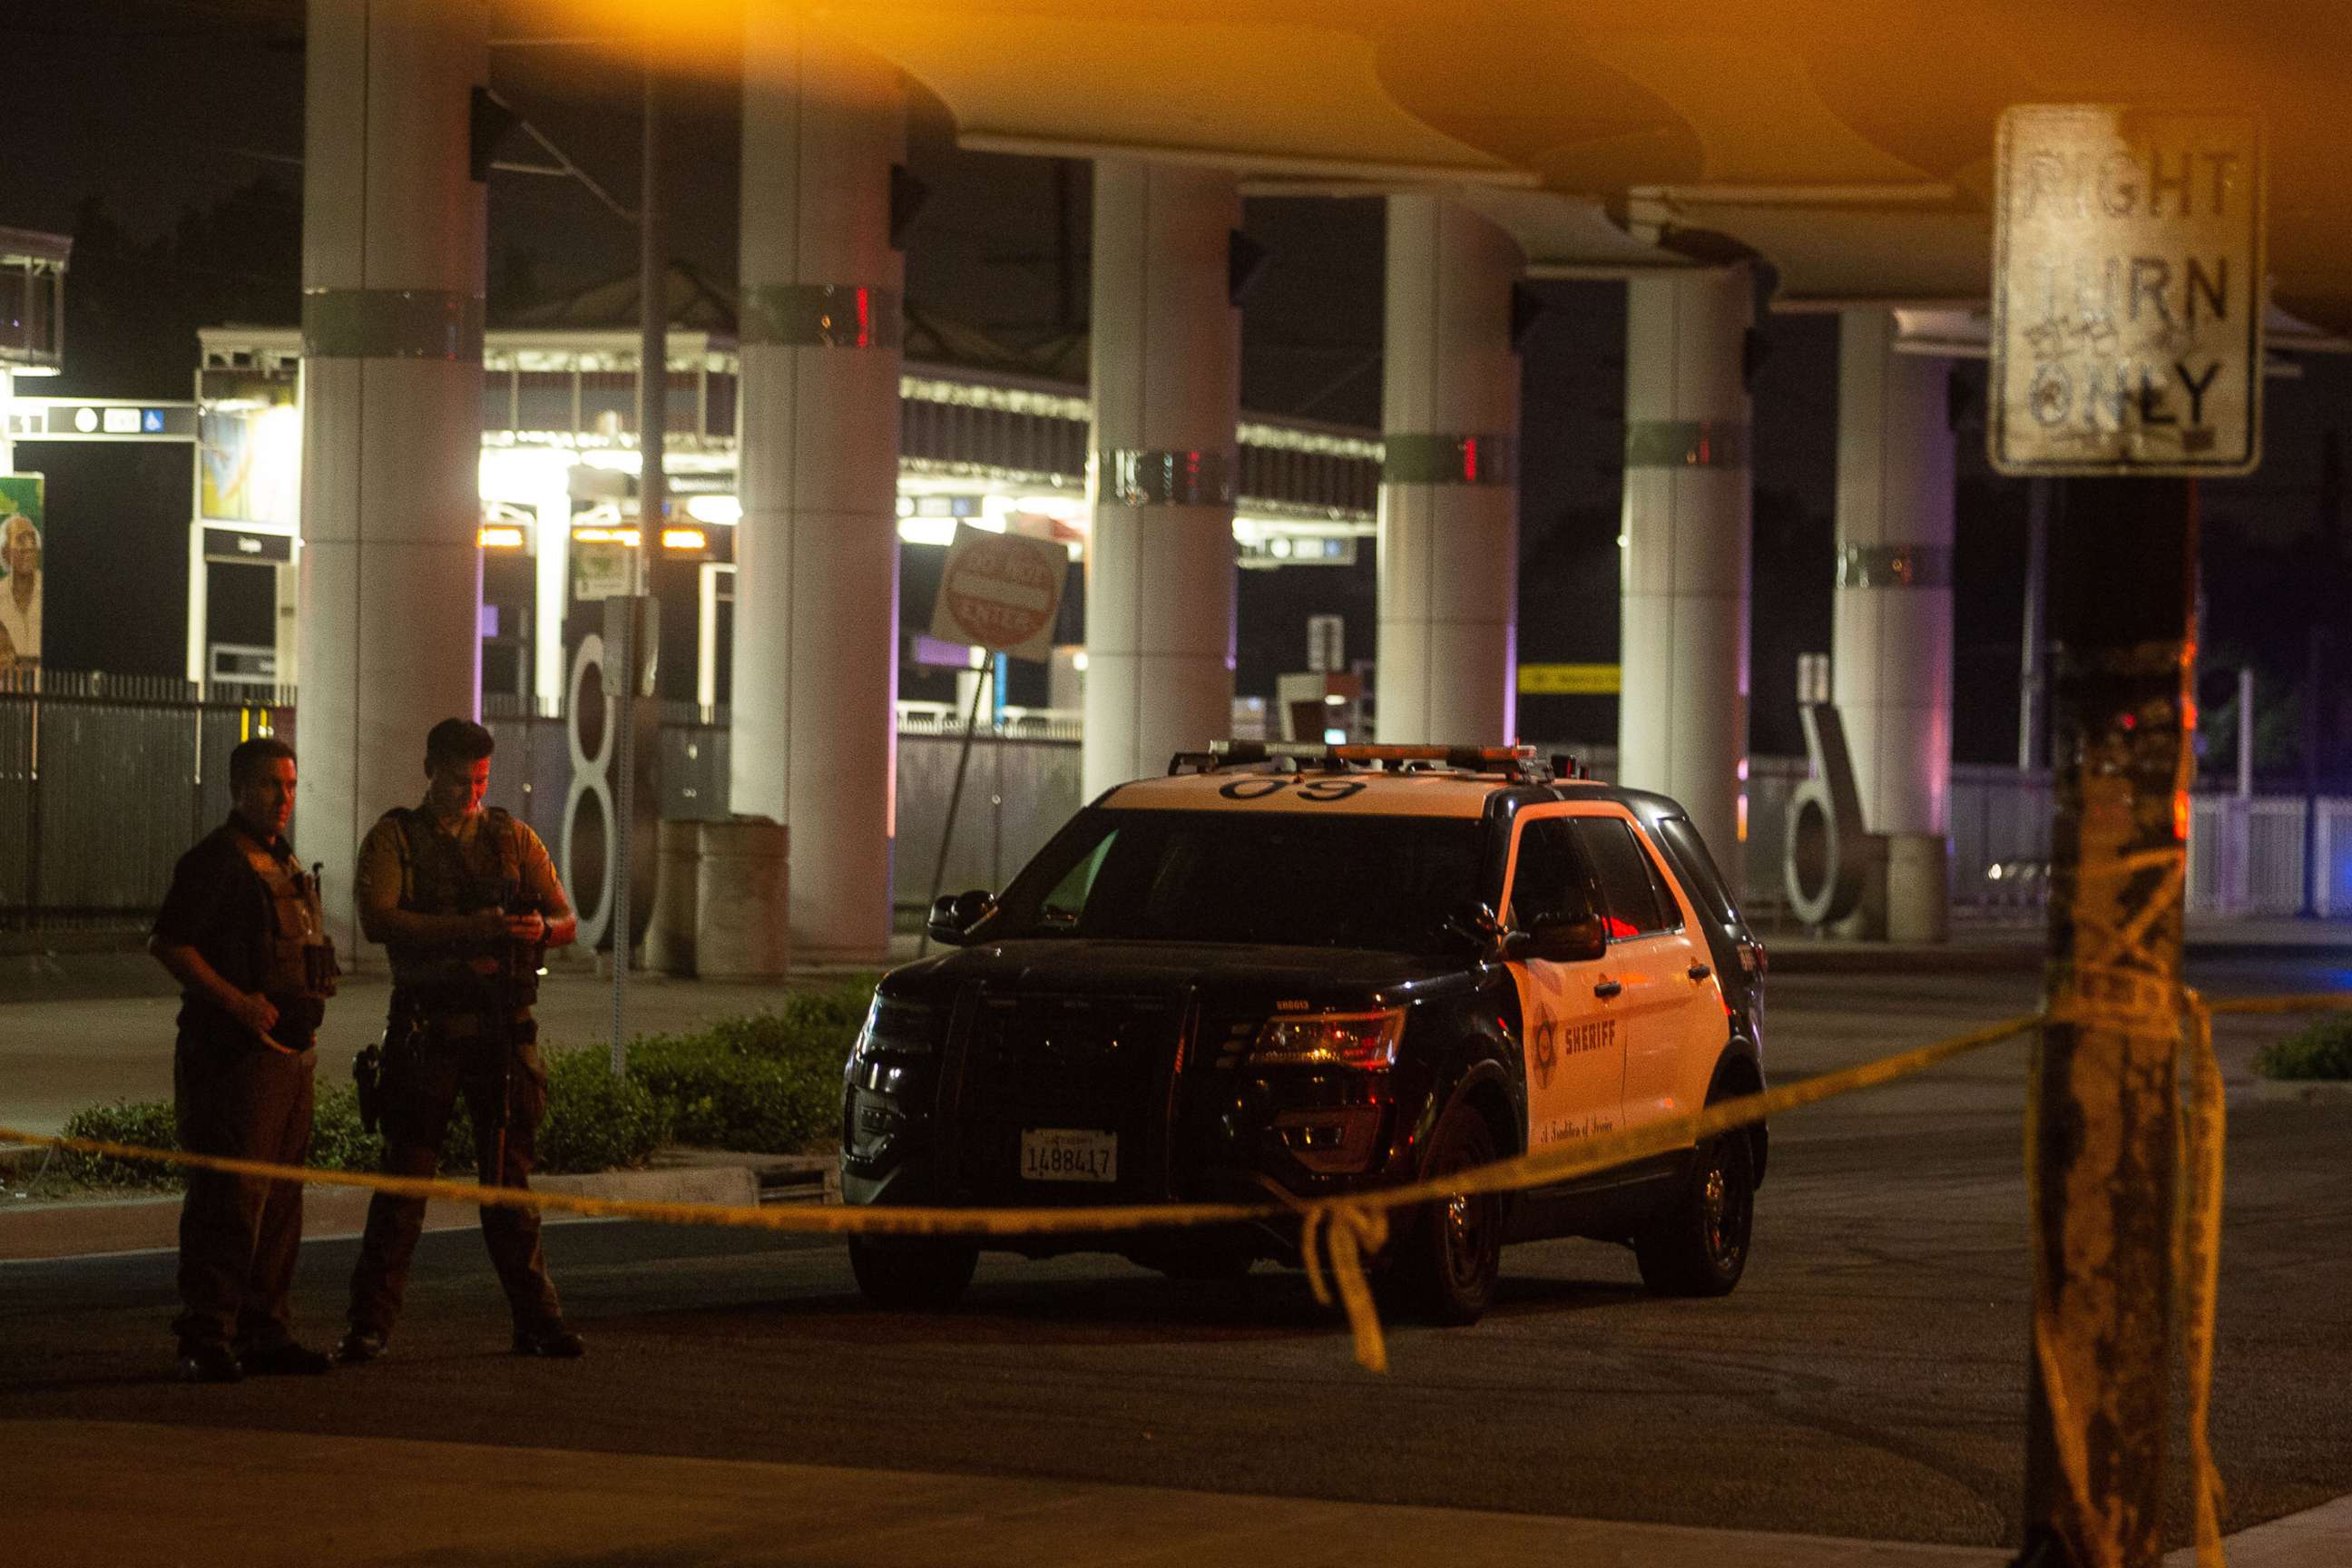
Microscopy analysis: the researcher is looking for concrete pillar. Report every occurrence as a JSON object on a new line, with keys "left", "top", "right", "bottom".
{"left": 1619, "top": 267, "right": 1752, "bottom": 886}
{"left": 1833, "top": 309, "right": 1955, "bottom": 940}
{"left": 1083, "top": 162, "right": 1240, "bottom": 799}
{"left": 1377, "top": 196, "right": 1522, "bottom": 746}
{"left": 729, "top": 7, "right": 903, "bottom": 963}
{"left": 297, "top": 0, "right": 488, "bottom": 952}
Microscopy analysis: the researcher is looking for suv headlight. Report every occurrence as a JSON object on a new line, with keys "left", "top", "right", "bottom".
{"left": 853, "top": 995, "right": 939, "bottom": 1059}
{"left": 1248, "top": 1007, "right": 1405, "bottom": 1069}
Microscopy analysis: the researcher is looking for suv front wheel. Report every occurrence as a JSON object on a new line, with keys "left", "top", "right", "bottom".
{"left": 1391, "top": 1101, "right": 1504, "bottom": 1325}
{"left": 1634, "top": 1122, "right": 1755, "bottom": 1297}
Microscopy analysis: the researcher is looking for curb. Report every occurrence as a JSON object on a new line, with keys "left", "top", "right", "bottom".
{"left": 0, "top": 1162, "right": 769, "bottom": 1264}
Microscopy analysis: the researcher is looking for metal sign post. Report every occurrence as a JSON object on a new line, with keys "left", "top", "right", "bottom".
{"left": 611, "top": 44, "right": 665, "bottom": 1078}
{"left": 917, "top": 524, "right": 1069, "bottom": 946}
{"left": 1992, "top": 104, "right": 2262, "bottom": 1568}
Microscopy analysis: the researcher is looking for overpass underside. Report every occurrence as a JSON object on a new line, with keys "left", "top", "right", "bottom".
{"left": 279, "top": 0, "right": 2350, "bottom": 960}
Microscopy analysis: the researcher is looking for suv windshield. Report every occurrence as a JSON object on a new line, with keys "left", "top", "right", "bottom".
{"left": 988, "top": 808, "right": 1485, "bottom": 951}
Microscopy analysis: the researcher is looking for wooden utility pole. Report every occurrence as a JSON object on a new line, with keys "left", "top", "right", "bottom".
{"left": 2021, "top": 476, "right": 2196, "bottom": 1568}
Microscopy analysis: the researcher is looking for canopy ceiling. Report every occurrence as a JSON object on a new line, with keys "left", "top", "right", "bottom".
{"left": 519, "top": 0, "right": 2352, "bottom": 334}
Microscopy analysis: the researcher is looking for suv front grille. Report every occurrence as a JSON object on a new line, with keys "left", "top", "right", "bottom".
{"left": 952, "top": 989, "right": 1184, "bottom": 1203}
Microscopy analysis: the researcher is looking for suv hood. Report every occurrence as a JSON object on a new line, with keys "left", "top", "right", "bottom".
{"left": 896, "top": 939, "right": 1472, "bottom": 1008}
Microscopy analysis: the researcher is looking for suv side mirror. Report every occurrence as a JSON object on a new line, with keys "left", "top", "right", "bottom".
{"left": 1506, "top": 912, "right": 1608, "bottom": 965}
{"left": 926, "top": 888, "right": 995, "bottom": 946}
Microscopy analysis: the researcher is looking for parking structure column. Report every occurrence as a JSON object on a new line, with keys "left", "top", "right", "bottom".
{"left": 1834, "top": 309, "right": 1955, "bottom": 941}
{"left": 1617, "top": 267, "right": 1752, "bottom": 891}
{"left": 729, "top": 5, "right": 904, "bottom": 964}
{"left": 297, "top": 0, "right": 489, "bottom": 956}
{"left": 1083, "top": 162, "right": 1240, "bottom": 799}
{"left": 1377, "top": 195, "right": 1523, "bottom": 747}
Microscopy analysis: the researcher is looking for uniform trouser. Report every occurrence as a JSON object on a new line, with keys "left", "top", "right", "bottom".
{"left": 173, "top": 1033, "right": 316, "bottom": 1351}
{"left": 347, "top": 1014, "right": 563, "bottom": 1337}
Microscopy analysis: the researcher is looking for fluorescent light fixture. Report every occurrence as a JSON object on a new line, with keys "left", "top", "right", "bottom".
{"left": 573, "top": 525, "right": 642, "bottom": 547}
{"left": 898, "top": 517, "right": 958, "bottom": 547}
{"left": 683, "top": 495, "right": 740, "bottom": 525}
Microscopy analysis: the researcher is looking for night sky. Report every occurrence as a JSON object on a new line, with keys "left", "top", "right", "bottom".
{"left": 12, "top": 1, "right": 2351, "bottom": 781}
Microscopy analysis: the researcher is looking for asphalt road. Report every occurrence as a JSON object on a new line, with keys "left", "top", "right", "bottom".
{"left": 2, "top": 960, "right": 2347, "bottom": 1553}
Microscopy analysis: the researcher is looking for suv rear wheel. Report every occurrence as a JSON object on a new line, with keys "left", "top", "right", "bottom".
{"left": 848, "top": 1235, "right": 980, "bottom": 1310}
{"left": 1634, "top": 1122, "right": 1755, "bottom": 1297}
{"left": 1393, "top": 1102, "right": 1504, "bottom": 1325}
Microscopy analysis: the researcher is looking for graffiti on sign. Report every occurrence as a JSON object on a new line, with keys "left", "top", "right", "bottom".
{"left": 1991, "top": 105, "right": 2264, "bottom": 475}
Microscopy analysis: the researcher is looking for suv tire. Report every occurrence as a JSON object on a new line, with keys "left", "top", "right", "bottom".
{"left": 848, "top": 1235, "right": 980, "bottom": 1310}
{"left": 1394, "top": 1102, "right": 1504, "bottom": 1326}
{"left": 1634, "top": 1122, "right": 1755, "bottom": 1297}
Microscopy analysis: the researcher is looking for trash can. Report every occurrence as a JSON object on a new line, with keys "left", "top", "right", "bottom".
{"left": 695, "top": 817, "right": 789, "bottom": 980}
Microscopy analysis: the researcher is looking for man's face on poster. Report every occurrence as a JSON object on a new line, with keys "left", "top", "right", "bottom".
{"left": 2, "top": 517, "right": 35, "bottom": 583}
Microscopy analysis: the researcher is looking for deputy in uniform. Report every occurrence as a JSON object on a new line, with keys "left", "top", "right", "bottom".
{"left": 150, "top": 735, "right": 338, "bottom": 1382}
{"left": 337, "top": 718, "right": 584, "bottom": 1363}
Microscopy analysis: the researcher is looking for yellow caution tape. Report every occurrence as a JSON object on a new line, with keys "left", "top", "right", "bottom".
{"left": 2180, "top": 993, "right": 2228, "bottom": 1568}
{"left": 0, "top": 1009, "right": 2043, "bottom": 1372}
{"left": 2, "top": 993, "right": 2346, "bottom": 1397}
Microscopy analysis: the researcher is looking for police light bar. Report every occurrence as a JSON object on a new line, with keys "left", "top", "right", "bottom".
{"left": 1206, "top": 741, "right": 1538, "bottom": 769}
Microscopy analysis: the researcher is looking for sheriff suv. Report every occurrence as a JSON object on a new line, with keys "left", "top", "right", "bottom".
{"left": 840, "top": 742, "right": 1768, "bottom": 1325}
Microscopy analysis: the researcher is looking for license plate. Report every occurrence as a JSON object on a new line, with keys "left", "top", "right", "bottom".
{"left": 1020, "top": 1127, "right": 1117, "bottom": 1184}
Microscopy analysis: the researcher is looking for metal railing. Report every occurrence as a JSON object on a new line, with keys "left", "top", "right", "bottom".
{"left": 0, "top": 670, "right": 292, "bottom": 927}
{"left": 5, "top": 676, "right": 2345, "bottom": 930}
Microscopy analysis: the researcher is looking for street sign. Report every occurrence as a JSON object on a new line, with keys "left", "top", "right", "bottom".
{"left": 928, "top": 524, "right": 1066, "bottom": 662}
{"left": 1991, "top": 106, "right": 2264, "bottom": 475}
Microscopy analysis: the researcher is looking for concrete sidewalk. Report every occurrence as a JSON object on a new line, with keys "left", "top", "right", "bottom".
{"left": 11, "top": 1417, "right": 2346, "bottom": 1568}
{"left": 0, "top": 964, "right": 862, "bottom": 1138}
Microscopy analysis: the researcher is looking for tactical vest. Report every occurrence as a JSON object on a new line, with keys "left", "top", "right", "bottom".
{"left": 380, "top": 806, "right": 539, "bottom": 1010}
{"left": 236, "top": 837, "right": 338, "bottom": 1039}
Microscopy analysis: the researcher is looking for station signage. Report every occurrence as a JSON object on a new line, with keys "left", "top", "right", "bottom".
{"left": 5, "top": 399, "right": 197, "bottom": 443}
{"left": 1517, "top": 663, "right": 1622, "bottom": 696}
{"left": 201, "top": 525, "right": 295, "bottom": 565}
{"left": 1990, "top": 105, "right": 2264, "bottom": 475}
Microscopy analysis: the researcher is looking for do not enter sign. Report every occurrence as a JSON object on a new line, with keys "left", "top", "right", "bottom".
{"left": 927, "top": 523, "right": 1068, "bottom": 662}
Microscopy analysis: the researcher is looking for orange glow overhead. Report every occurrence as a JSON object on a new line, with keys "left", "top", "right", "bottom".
{"left": 498, "top": 1, "right": 2352, "bottom": 330}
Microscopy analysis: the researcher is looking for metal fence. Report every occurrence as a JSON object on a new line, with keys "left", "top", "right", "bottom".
{"left": 0, "top": 670, "right": 292, "bottom": 926}
{"left": 4, "top": 678, "right": 2345, "bottom": 929}
{"left": 473, "top": 702, "right": 1087, "bottom": 914}
{"left": 2189, "top": 794, "right": 2352, "bottom": 917}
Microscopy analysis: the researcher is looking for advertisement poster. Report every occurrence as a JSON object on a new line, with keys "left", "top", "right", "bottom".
{"left": 198, "top": 378, "right": 299, "bottom": 524}
{"left": 0, "top": 474, "right": 43, "bottom": 674}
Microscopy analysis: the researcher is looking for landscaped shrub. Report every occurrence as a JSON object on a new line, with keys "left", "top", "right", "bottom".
{"left": 54, "top": 1099, "right": 183, "bottom": 1187}
{"left": 537, "top": 1045, "right": 667, "bottom": 1172}
{"left": 2251, "top": 1013, "right": 2352, "bottom": 1080}
{"left": 622, "top": 974, "right": 877, "bottom": 1153}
